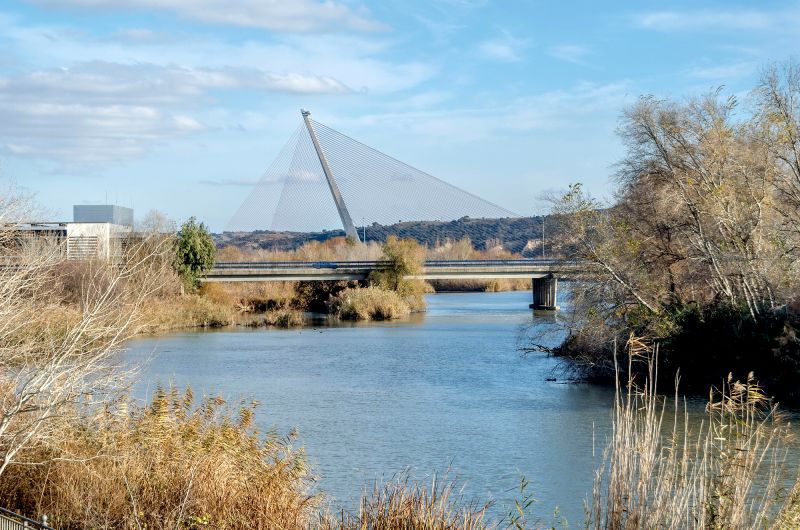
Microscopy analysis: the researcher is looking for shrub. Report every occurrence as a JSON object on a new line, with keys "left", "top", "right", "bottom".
{"left": 294, "top": 280, "right": 360, "bottom": 313}
{"left": 263, "top": 308, "right": 305, "bottom": 328}
{"left": 369, "top": 236, "right": 426, "bottom": 298}
{"left": 139, "top": 294, "right": 235, "bottom": 332}
{"left": 201, "top": 281, "right": 298, "bottom": 312}
{"left": 174, "top": 217, "right": 215, "bottom": 290}
{"left": 331, "top": 287, "right": 411, "bottom": 321}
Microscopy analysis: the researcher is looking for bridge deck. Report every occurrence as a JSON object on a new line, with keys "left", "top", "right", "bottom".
{"left": 203, "top": 259, "right": 580, "bottom": 282}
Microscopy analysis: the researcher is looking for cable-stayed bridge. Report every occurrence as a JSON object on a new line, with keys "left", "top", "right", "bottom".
{"left": 227, "top": 110, "right": 519, "bottom": 240}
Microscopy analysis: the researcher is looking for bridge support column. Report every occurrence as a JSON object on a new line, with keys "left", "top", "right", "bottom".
{"left": 530, "top": 274, "right": 559, "bottom": 311}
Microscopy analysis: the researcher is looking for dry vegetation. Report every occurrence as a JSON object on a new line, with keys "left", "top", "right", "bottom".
{"left": 331, "top": 286, "right": 412, "bottom": 320}
{"left": 9, "top": 62, "right": 800, "bottom": 529}
{"left": 589, "top": 337, "right": 793, "bottom": 530}
{"left": 5, "top": 317, "right": 800, "bottom": 529}
{"left": 319, "top": 476, "right": 493, "bottom": 530}
{"left": 4, "top": 193, "right": 800, "bottom": 528}
{"left": 428, "top": 278, "right": 530, "bottom": 292}
{"left": 196, "top": 234, "right": 532, "bottom": 324}
{"left": 0, "top": 388, "right": 316, "bottom": 530}
{"left": 217, "top": 236, "right": 384, "bottom": 263}
{"left": 0, "top": 195, "right": 171, "bottom": 481}
{"left": 426, "top": 237, "right": 529, "bottom": 292}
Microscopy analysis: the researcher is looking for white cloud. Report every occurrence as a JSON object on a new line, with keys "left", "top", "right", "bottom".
{"left": 337, "top": 81, "right": 631, "bottom": 143}
{"left": 0, "top": 17, "right": 432, "bottom": 94}
{"left": 548, "top": 44, "right": 591, "bottom": 64}
{"left": 686, "top": 61, "right": 758, "bottom": 80}
{"left": 0, "top": 8, "right": 437, "bottom": 165}
{"left": 28, "top": 0, "right": 388, "bottom": 33}
{"left": 0, "top": 62, "right": 351, "bottom": 163}
{"left": 1, "top": 102, "right": 200, "bottom": 162}
{"left": 110, "top": 28, "right": 170, "bottom": 43}
{"left": 634, "top": 10, "right": 783, "bottom": 31}
{"left": 477, "top": 31, "right": 528, "bottom": 63}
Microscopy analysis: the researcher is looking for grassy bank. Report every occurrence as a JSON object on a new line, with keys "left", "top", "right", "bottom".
{"left": 133, "top": 235, "right": 444, "bottom": 330}
{"left": 2, "top": 340, "right": 800, "bottom": 529}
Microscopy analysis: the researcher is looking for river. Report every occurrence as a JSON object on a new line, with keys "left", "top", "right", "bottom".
{"left": 124, "top": 291, "right": 618, "bottom": 525}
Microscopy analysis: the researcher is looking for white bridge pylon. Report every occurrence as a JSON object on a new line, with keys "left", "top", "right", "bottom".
{"left": 227, "top": 110, "right": 519, "bottom": 239}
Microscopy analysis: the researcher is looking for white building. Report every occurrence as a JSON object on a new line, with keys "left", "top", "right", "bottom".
{"left": 67, "top": 205, "right": 133, "bottom": 260}
{"left": 6, "top": 205, "right": 134, "bottom": 260}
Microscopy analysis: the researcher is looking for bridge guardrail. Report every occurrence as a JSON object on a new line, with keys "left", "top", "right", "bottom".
{"left": 211, "top": 259, "right": 570, "bottom": 270}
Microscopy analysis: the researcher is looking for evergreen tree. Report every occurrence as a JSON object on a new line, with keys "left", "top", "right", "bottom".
{"left": 174, "top": 217, "right": 215, "bottom": 290}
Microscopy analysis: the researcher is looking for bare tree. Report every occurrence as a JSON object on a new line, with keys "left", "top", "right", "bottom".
{"left": 0, "top": 190, "right": 170, "bottom": 476}
{"left": 136, "top": 209, "right": 177, "bottom": 234}
{"left": 544, "top": 81, "right": 800, "bottom": 379}
{"left": 756, "top": 61, "right": 800, "bottom": 275}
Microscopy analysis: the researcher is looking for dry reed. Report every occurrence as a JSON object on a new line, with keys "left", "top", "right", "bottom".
{"left": 0, "top": 387, "right": 317, "bottom": 530}
{"left": 138, "top": 294, "right": 236, "bottom": 332}
{"left": 320, "top": 475, "right": 493, "bottom": 530}
{"left": 331, "top": 287, "right": 411, "bottom": 321}
{"left": 590, "top": 336, "right": 792, "bottom": 530}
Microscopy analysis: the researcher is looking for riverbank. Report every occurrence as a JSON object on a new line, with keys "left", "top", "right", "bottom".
{"left": 6, "top": 298, "right": 800, "bottom": 528}
{"left": 134, "top": 277, "right": 529, "bottom": 334}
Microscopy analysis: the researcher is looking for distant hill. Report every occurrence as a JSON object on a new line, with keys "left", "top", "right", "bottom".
{"left": 215, "top": 216, "right": 549, "bottom": 256}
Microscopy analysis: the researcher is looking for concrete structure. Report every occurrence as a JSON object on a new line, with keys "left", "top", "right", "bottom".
{"left": 203, "top": 259, "right": 578, "bottom": 310}
{"left": 65, "top": 222, "right": 128, "bottom": 260}
{"left": 301, "top": 109, "right": 360, "bottom": 241}
{"left": 531, "top": 274, "right": 559, "bottom": 311}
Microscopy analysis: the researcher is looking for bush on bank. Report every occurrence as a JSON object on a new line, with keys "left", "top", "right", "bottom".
{"left": 554, "top": 301, "right": 800, "bottom": 399}
{"left": 331, "top": 286, "right": 411, "bottom": 321}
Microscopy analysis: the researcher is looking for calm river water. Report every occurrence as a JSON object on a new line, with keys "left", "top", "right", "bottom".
{"left": 125, "top": 291, "right": 618, "bottom": 525}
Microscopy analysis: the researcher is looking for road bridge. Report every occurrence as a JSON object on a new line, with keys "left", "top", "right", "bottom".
{"left": 203, "top": 259, "right": 581, "bottom": 310}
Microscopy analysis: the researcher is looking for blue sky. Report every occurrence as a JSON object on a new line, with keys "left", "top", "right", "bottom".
{"left": 2, "top": 0, "right": 799, "bottom": 231}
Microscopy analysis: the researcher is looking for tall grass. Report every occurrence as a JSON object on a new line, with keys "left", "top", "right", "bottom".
{"left": 0, "top": 387, "right": 317, "bottom": 530}
{"left": 426, "top": 237, "right": 519, "bottom": 261}
{"left": 2, "top": 339, "right": 799, "bottom": 528}
{"left": 590, "top": 336, "right": 792, "bottom": 530}
{"left": 320, "top": 475, "right": 493, "bottom": 530}
{"left": 331, "top": 287, "right": 411, "bottom": 321}
{"left": 138, "top": 294, "right": 236, "bottom": 332}
{"left": 429, "top": 278, "right": 530, "bottom": 292}
{"left": 260, "top": 308, "right": 306, "bottom": 327}
{"left": 201, "top": 280, "right": 298, "bottom": 311}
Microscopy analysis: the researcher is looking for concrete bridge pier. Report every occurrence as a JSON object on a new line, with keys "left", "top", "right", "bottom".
{"left": 530, "top": 274, "right": 559, "bottom": 311}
